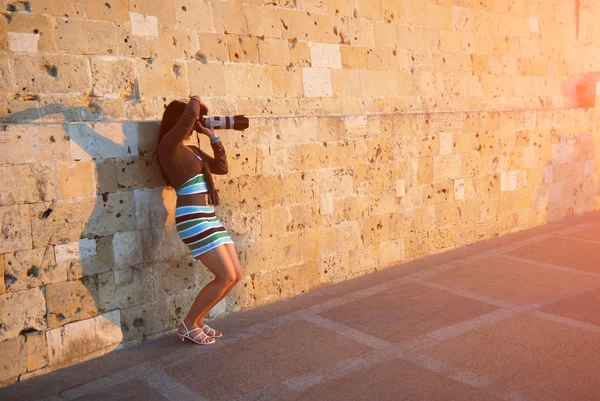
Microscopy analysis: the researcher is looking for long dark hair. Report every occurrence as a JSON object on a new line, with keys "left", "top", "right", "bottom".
{"left": 158, "top": 100, "right": 188, "bottom": 187}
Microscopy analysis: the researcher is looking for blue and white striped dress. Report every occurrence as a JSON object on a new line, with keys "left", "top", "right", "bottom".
{"left": 175, "top": 174, "right": 233, "bottom": 258}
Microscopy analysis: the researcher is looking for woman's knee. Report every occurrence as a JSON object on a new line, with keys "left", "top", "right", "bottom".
{"left": 215, "top": 269, "right": 237, "bottom": 285}
{"left": 234, "top": 268, "right": 243, "bottom": 285}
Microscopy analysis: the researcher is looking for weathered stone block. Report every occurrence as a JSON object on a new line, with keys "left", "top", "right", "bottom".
{"left": 269, "top": 66, "right": 301, "bottom": 98}
{"left": 86, "top": 0, "right": 129, "bottom": 22}
{"left": 238, "top": 175, "right": 283, "bottom": 212}
{"left": 136, "top": 187, "right": 177, "bottom": 228}
{"left": 0, "top": 163, "right": 56, "bottom": 207}
{"left": 142, "top": 226, "right": 188, "bottom": 262}
{"left": 280, "top": 261, "right": 321, "bottom": 298}
{"left": 212, "top": 1, "right": 248, "bottom": 35}
{"left": 287, "top": 144, "right": 329, "bottom": 171}
{"left": 436, "top": 202, "right": 461, "bottom": 227}
{"left": 120, "top": 299, "right": 171, "bottom": 343}
{"left": 335, "top": 220, "right": 363, "bottom": 252}
{"left": 224, "top": 64, "right": 273, "bottom": 97}
{"left": 288, "top": 203, "right": 322, "bottom": 232}
{"left": 135, "top": 59, "right": 189, "bottom": 98}
{"left": 320, "top": 193, "right": 334, "bottom": 215}
{"left": 330, "top": 68, "right": 361, "bottom": 98}
{"left": 433, "top": 154, "right": 462, "bottom": 183}
{"left": 131, "top": 122, "right": 160, "bottom": 156}
{"left": 98, "top": 265, "right": 153, "bottom": 311}
{"left": 112, "top": 231, "right": 143, "bottom": 268}
{"left": 91, "top": 58, "right": 136, "bottom": 98}
{"left": 81, "top": 191, "right": 137, "bottom": 237}
{"left": 46, "top": 310, "right": 122, "bottom": 366}
{"left": 332, "top": 196, "right": 367, "bottom": 224}
{"left": 174, "top": 0, "right": 214, "bottom": 31}
{"left": 379, "top": 238, "right": 404, "bottom": 266}
{"left": 227, "top": 148, "right": 257, "bottom": 178}
{"left": 0, "top": 255, "right": 4, "bottom": 295}
{"left": 31, "top": 0, "right": 85, "bottom": 16}
{"left": 274, "top": 117, "right": 318, "bottom": 145}
{"left": 187, "top": 61, "right": 226, "bottom": 96}
{"left": 25, "top": 331, "right": 48, "bottom": 372}
{"left": 317, "top": 13, "right": 348, "bottom": 44}
{"left": 57, "top": 161, "right": 96, "bottom": 199}
{"left": 29, "top": 200, "right": 81, "bottom": 248}
{"left": 116, "top": 155, "right": 164, "bottom": 189}
{"left": 4, "top": 247, "right": 63, "bottom": 292}
{"left": 0, "top": 205, "right": 32, "bottom": 254}
{"left": 348, "top": 18, "right": 374, "bottom": 47}
{"left": 116, "top": 21, "right": 154, "bottom": 58}
{"left": 258, "top": 38, "right": 290, "bottom": 66}
{"left": 227, "top": 35, "right": 259, "bottom": 64}
{"left": 0, "top": 336, "right": 26, "bottom": 385}
{"left": 261, "top": 206, "right": 290, "bottom": 238}
{"left": 155, "top": 28, "right": 199, "bottom": 59}
{"left": 0, "top": 125, "right": 69, "bottom": 165}
{"left": 363, "top": 214, "right": 390, "bottom": 245}
{"left": 302, "top": 67, "right": 333, "bottom": 97}
{"left": 69, "top": 122, "right": 138, "bottom": 161}
{"left": 0, "top": 288, "right": 46, "bottom": 342}
{"left": 359, "top": 70, "right": 398, "bottom": 98}
{"left": 246, "top": 4, "right": 281, "bottom": 38}
{"left": 6, "top": 13, "right": 56, "bottom": 52}
{"left": 152, "top": 259, "right": 200, "bottom": 299}
{"left": 266, "top": 232, "right": 303, "bottom": 269}
{"left": 125, "top": 99, "right": 156, "bottom": 120}
{"left": 96, "top": 159, "right": 119, "bottom": 193}
{"left": 54, "top": 18, "right": 117, "bottom": 55}
{"left": 283, "top": 171, "right": 318, "bottom": 204}
{"left": 318, "top": 168, "right": 355, "bottom": 199}
{"left": 64, "top": 236, "right": 113, "bottom": 279}
{"left": 307, "top": 42, "right": 341, "bottom": 68}
{"left": 197, "top": 33, "right": 229, "bottom": 62}
{"left": 46, "top": 277, "right": 98, "bottom": 328}
{"left": 280, "top": 9, "right": 319, "bottom": 41}
{"left": 321, "top": 252, "right": 350, "bottom": 283}
{"left": 290, "top": 39, "right": 311, "bottom": 67}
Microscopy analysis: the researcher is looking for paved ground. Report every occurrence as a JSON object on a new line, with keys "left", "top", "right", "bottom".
{"left": 3, "top": 212, "right": 600, "bottom": 401}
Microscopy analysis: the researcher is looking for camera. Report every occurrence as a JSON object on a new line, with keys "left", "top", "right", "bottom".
{"left": 199, "top": 115, "right": 249, "bottom": 131}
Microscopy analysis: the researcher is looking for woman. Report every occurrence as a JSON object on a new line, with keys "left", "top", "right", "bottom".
{"left": 158, "top": 96, "right": 242, "bottom": 345}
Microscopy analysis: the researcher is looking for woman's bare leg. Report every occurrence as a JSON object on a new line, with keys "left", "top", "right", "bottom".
{"left": 195, "top": 243, "right": 243, "bottom": 335}
{"left": 178, "top": 245, "right": 236, "bottom": 340}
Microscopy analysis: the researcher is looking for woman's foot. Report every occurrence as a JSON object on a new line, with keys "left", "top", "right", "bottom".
{"left": 178, "top": 322, "right": 215, "bottom": 345}
{"left": 199, "top": 322, "right": 222, "bottom": 338}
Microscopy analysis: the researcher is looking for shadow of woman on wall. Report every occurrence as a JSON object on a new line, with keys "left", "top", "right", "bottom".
{"left": 0, "top": 104, "right": 202, "bottom": 381}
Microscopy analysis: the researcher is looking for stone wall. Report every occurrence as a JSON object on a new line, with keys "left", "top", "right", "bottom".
{"left": 1, "top": 0, "right": 600, "bottom": 385}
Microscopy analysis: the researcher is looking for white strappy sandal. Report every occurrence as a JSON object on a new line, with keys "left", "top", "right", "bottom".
{"left": 178, "top": 322, "right": 215, "bottom": 345}
{"left": 201, "top": 324, "right": 222, "bottom": 338}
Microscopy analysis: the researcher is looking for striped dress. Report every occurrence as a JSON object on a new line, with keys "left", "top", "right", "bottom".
{"left": 175, "top": 174, "right": 233, "bottom": 258}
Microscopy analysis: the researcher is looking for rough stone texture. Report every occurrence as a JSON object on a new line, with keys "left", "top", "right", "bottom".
{"left": 1, "top": 0, "right": 600, "bottom": 384}
{"left": 46, "top": 311, "right": 122, "bottom": 367}
{"left": 98, "top": 265, "right": 153, "bottom": 312}
{"left": 4, "top": 247, "right": 63, "bottom": 292}
{"left": 0, "top": 336, "right": 26, "bottom": 385}
{"left": 25, "top": 331, "right": 48, "bottom": 372}
{"left": 12, "top": 54, "right": 92, "bottom": 95}
{"left": 0, "top": 288, "right": 46, "bottom": 342}
{"left": 46, "top": 278, "right": 99, "bottom": 328}
{"left": 91, "top": 58, "right": 136, "bottom": 98}
{"left": 81, "top": 191, "right": 137, "bottom": 237}
{"left": 0, "top": 205, "right": 32, "bottom": 254}
{"left": 0, "top": 255, "right": 4, "bottom": 295}
{"left": 0, "top": 163, "right": 57, "bottom": 207}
